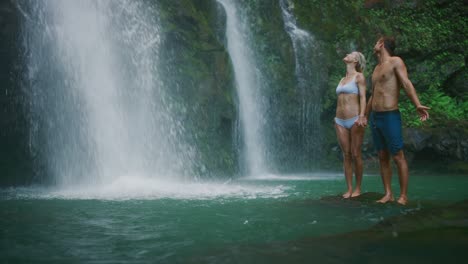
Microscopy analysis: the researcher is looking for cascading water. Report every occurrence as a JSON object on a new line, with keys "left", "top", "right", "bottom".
{"left": 216, "top": 0, "right": 269, "bottom": 177}
{"left": 279, "top": 0, "right": 325, "bottom": 167}
{"left": 19, "top": 0, "right": 197, "bottom": 186}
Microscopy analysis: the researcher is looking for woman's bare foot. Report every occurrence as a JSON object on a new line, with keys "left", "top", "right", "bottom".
{"left": 351, "top": 189, "right": 361, "bottom": 197}
{"left": 376, "top": 194, "right": 394, "bottom": 203}
{"left": 342, "top": 191, "right": 352, "bottom": 199}
{"left": 397, "top": 196, "right": 408, "bottom": 205}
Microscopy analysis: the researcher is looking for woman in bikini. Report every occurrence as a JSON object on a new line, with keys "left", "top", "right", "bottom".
{"left": 335, "top": 51, "right": 367, "bottom": 198}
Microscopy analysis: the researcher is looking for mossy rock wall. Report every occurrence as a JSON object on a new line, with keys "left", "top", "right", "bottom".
{"left": 0, "top": 0, "right": 33, "bottom": 185}
{"left": 156, "top": 0, "right": 237, "bottom": 177}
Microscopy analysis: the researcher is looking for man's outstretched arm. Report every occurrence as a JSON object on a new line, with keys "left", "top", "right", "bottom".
{"left": 394, "top": 57, "right": 430, "bottom": 121}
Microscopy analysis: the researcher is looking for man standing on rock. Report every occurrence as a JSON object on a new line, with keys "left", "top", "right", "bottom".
{"left": 367, "top": 36, "right": 430, "bottom": 205}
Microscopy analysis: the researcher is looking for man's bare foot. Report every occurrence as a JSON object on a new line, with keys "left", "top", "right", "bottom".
{"left": 376, "top": 194, "right": 394, "bottom": 203}
{"left": 397, "top": 196, "right": 408, "bottom": 205}
{"left": 351, "top": 189, "right": 361, "bottom": 197}
{"left": 342, "top": 191, "right": 352, "bottom": 199}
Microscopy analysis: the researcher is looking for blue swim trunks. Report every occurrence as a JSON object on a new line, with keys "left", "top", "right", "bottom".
{"left": 370, "top": 110, "right": 404, "bottom": 155}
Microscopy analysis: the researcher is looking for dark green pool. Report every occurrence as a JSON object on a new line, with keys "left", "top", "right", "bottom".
{"left": 1, "top": 172, "right": 467, "bottom": 263}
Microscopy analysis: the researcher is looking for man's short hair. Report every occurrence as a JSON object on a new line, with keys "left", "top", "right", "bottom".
{"left": 380, "top": 36, "right": 396, "bottom": 56}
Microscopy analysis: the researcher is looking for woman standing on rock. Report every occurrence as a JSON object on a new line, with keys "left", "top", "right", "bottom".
{"left": 335, "top": 51, "right": 367, "bottom": 198}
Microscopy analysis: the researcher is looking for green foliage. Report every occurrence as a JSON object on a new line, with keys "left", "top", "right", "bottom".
{"left": 400, "top": 85, "right": 468, "bottom": 127}
{"left": 292, "top": 0, "right": 467, "bottom": 128}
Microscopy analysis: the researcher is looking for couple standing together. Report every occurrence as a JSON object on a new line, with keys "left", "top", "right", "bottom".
{"left": 334, "top": 36, "right": 430, "bottom": 205}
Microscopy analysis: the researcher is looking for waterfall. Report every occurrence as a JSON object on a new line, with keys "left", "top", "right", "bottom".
{"left": 216, "top": 0, "right": 269, "bottom": 176}
{"left": 19, "top": 0, "right": 197, "bottom": 186}
{"left": 279, "top": 0, "right": 324, "bottom": 167}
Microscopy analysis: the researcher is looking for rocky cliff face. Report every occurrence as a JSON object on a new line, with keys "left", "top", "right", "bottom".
{"left": 156, "top": 0, "right": 237, "bottom": 177}
{"left": 405, "top": 127, "right": 468, "bottom": 171}
{"left": 0, "top": 0, "right": 33, "bottom": 185}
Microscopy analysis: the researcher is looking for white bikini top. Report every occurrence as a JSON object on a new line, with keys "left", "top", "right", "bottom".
{"left": 336, "top": 75, "right": 359, "bottom": 95}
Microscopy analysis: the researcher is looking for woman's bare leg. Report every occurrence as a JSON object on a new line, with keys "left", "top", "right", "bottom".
{"left": 335, "top": 124, "right": 352, "bottom": 198}
{"left": 350, "top": 125, "right": 365, "bottom": 197}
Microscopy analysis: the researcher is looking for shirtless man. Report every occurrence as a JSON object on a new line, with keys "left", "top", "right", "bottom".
{"left": 367, "top": 36, "right": 430, "bottom": 205}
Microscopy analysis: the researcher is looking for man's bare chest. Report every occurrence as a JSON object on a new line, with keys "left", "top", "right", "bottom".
{"left": 372, "top": 65, "right": 395, "bottom": 84}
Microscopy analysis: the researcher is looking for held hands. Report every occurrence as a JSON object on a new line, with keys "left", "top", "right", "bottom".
{"left": 416, "top": 105, "right": 430, "bottom": 121}
{"left": 354, "top": 115, "right": 368, "bottom": 127}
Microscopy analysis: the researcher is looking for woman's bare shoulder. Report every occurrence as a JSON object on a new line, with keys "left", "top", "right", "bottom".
{"left": 355, "top": 72, "right": 366, "bottom": 82}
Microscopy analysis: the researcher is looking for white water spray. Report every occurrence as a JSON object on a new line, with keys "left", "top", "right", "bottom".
{"left": 280, "top": 0, "right": 324, "bottom": 165}
{"left": 20, "top": 0, "right": 197, "bottom": 186}
{"left": 216, "top": 0, "right": 269, "bottom": 176}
